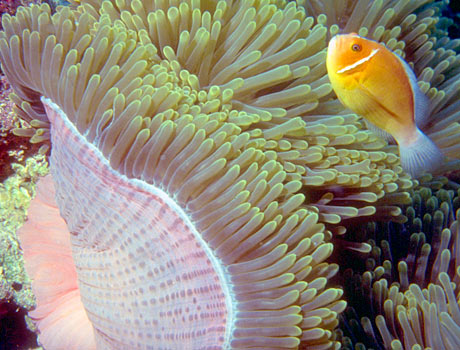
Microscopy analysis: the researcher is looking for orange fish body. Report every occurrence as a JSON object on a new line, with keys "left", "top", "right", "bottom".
{"left": 326, "top": 33, "right": 443, "bottom": 176}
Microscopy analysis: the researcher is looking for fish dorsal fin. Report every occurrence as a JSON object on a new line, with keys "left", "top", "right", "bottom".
{"left": 394, "top": 53, "right": 431, "bottom": 129}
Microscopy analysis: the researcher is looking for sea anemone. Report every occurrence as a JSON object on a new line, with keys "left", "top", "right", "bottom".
{"left": 1, "top": 1, "right": 348, "bottom": 348}
{"left": 1, "top": 0, "right": 459, "bottom": 349}
{"left": 337, "top": 177, "right": 460, "bottom": 349}
{"left": 4, "top": 0, "right": 433, "bottom": 226}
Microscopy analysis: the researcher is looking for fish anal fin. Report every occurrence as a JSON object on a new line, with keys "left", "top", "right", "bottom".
{"left": 364, "top": 120, "right": 394, "bottom": 142}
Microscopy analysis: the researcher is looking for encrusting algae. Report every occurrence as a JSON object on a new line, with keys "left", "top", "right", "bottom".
{"left": 0, "top": 154, "right": 48, "bottom": 307}
{"left": 0, "top": 153, "right": 47, "bottom": 349}
{"left": 0, "top": 0, "right": 458, "bottom": 349}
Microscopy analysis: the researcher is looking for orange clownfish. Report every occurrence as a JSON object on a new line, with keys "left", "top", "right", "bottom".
{"left": 326, "top": 33, "right": 443, "bottom": 177}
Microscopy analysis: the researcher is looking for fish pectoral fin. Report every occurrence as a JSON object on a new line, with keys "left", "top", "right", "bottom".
{"left": 359, "top": 82, "right": 401, "bottom": 117}
{"left": 343, "top": 86, "right": 399, "bottom": 132}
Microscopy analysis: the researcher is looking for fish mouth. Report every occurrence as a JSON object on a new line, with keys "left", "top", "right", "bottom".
{"left": 327, "top": 34, "right": 348, "bottom": 56}
{"left": 327, "top": 34, "right": 339, "bottom": 50}
{"left": 327, "top": 35, "right": 339, "bottom": 62}
{"left": 329, "top": 33, "right": 360, "bottom": 49}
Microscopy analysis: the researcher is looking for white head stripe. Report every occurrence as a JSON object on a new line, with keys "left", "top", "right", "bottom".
{"left": 337, "top": 48, "right": 380, "bottom": 74}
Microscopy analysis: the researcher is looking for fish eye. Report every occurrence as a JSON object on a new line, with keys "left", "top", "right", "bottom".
{"left": 351, "top": 43, "right": 361, "bottom": 52}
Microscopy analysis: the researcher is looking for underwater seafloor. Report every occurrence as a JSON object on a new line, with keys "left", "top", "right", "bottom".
{"left": 0, "top": 0, "right": 459, "bottom": 349}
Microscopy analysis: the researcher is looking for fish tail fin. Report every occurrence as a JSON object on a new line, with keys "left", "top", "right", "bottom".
{"left": 398, "top": 128, "right": 444, "bottom": 177}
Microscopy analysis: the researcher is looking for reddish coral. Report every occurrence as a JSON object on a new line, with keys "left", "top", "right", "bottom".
{"left": 0, "top": 1, "right": 43, "bottom": 30}
{"left": 0, "top": 75, "right": 15, "bottom": 130}
{"left": 0, "top": 75, "right": 39, "bottom": 181}
{"left": 0, "top": 1, "right": 23, "bottom": 23}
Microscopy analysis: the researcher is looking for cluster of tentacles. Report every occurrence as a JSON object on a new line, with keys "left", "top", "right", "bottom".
{"left": 337, "top": 176, "right": 460, "bottom": 349}
{"left": 0, "top": 0, "right": 459, "bottom": 349}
